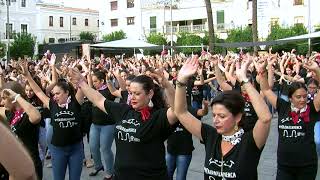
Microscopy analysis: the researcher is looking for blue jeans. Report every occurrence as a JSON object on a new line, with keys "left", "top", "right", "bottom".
{"left": 166, "top": 153, "right": 192, "bottom": 180}
{"left": 38, "top": 125, "right": 47, "bottom": 164}
{"left": 280, "top": 94, "right": 289, "bottom": 102}
{"left": 89, "top": 124, "right": 115, "bottom": 175}
{"left": 50, "top": 141, "right": 84, "bottom": 180}
{"left": 314, "top": 121, "right": 320, "bottom": 157}
{"left": 191, "top": 101, "right": 202, "bottom": 110}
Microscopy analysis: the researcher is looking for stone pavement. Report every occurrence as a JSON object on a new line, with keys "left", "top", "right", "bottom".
{"left": 43, "top": 114, "right": 320, "bottom": 180}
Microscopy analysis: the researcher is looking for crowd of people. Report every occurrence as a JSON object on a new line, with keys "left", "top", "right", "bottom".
{"left": 0, "top": 48, "right": 320, "bottom": 180}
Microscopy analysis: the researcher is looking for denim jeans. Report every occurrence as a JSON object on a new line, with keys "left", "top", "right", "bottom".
{"left": 166, "top": 153, "right": 192, "bottom": 180}
{"left": 89, "top": 124, "right": 115, "bottom": 175}
{"left": 280, "top": 94, "right": 289, "bottom": 102}
{"left": 38, "top": 125, "right": 47, "bottom": 164}
{"left": 50, "top": 141, "right": 84, "bottom": 180}
{"left": 314, "top": 121, "right": 320, "bottom": 157}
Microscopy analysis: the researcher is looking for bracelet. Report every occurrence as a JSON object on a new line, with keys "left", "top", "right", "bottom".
{"left": 176, "top": 80, "right": 187, "bottom": 88}
{"left": 12, "top": 94, "right": 21, "bottom": 103}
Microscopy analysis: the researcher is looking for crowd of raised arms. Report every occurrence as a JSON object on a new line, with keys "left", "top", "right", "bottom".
{"left": 0, "top": 48, "right": 320, "bottom": 180}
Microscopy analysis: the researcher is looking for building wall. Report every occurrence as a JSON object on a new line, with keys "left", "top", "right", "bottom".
{"left": 0, "top": 0, "right": 37, "bottom": 40}
{"left": 99, "top": 0, "right": 320, "bottom": 41}
{"left": 36, "top": 3, "right": 99, "bottom": 44}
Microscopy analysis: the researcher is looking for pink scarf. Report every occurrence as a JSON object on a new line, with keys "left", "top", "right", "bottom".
{"left": 10, "top": 109, "right": 24, "bottom": 126}
{"left": 58, "top": 96, "right": 71, "bottom": 109}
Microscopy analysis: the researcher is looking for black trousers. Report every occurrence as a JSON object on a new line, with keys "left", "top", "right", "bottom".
{"left": 276, "top": 164, "right": 318, "bottom": 180}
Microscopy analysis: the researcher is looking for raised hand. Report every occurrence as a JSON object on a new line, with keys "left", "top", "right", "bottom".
{"left": 303, "top": 58, "right": 319, "bottom": 72}
{"left": 49, "top": 53, "right": 56, "bottom": 66}
{"left": 2, "top": 89, "right": 18, "bottom": 100}
{"left": 19, "top": 60, "right": 31, "bottom": 77}
{"left": 236, "top": 58, "right": 252, "bottom": 82}
{"left": 178, "top": 57, "right": 199, "bottom": 83}
{"left": 68, "top": 68, "right": 84, "bottom": 86}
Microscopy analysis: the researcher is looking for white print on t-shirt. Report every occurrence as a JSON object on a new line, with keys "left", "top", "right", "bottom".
{"left": 54, "top": 110, "right": 77, "bottom": 128}
{"left": 116, "top": 118, "right": 141, "bottom": 143}
{"left": 279, "top": 117, "right": 305, "bottom": 138}
{"left": 174, "top": 127, "right": 183, "bottom": 132}
{"left": 122, "top": 118, "right": 140, "bottom": 126}
{"left": 204, "top": 167, "right": 236, "bottom": 179}
{"left": 209, "top": 158, "right": 235, "bottom": 168}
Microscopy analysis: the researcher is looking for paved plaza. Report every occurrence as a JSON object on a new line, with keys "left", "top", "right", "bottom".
{"left": 43, "top": 113, "right": 320, "bottom": 180}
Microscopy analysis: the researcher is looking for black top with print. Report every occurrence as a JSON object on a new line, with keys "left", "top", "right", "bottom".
{"left": 201, "top": 124, "right": 262, "bottom": 180}
{"left": 167, "top": 107, "right": 198, "bottom": 155}
{"left": 5, "top": 111, "right": 42, "bottom": 172}
{"left": 104, "top": 99, "right": 175, "bottom": 180}
{"left": 276, "top": 98, "right": 319, "bottom": 166}
{"left": 49, "top": 96, "right": 82, "bottom": 146}
{"left": 92, "top": 88, "right": 115, "bottom": 125}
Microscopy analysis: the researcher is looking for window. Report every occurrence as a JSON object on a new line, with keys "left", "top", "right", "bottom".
{"left": 111, "top": 1, "right": 118, "bottom": 10}
{"left": 49, "top": 16, "right": 53, "bottom": 26}
{"left": 127, "top": 0, "right": 134, "bottom": 8}
{"left": 85, "top": 19, "right": 89, "bottom": 26}
{"left": 60, "top": 17, "right": 64, "bottom": 27}
{"left": 111, "top": 19, "right": 118, "bottom": 27}
{"left": 21, "top": 24, "right": 28, "bottom": 34}
{"left": 48, "top": 38, "right": 55, "bottom": 43}
{"left": 5, "top": 23, "right": 13, "bottom": 39}
{"left": 127, "top": 17, "right": 135, "bottom": 25}
{"left": 294, "top": 0, "right": 303, "bottom": 5}
{"left": 21, "top": 0, "right": 26, "bottom": 7}
{"left": 294, "top": 16, "right": 304, "bottom": 24}
{"left": 150, "top": 17, "right": 157, "bottom": 29}
{"left": 72, "top": 17, "right": 77, "bottom": 25}
{"left": 270, "top": 18, "right": 279, "bottom": 27}
{"left": 216, "top": 10, "right": 225, "bottom": 29}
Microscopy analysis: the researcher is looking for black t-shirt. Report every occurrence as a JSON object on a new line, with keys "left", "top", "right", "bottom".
{"left": 276, "top": 98, "right": 319, "bottom": 166}
{"left": 279, "top": 80, "right": 291, "bottom": 96}
{"left": 80, "top": 97, "right": 92, "bottom": 135}
{"left": 201, "top": 124, "right": 262, "bottom": 180}
{"left": 92, "top": 89, "right": 115, "bottom": 125}
{"left": 167, "top": 107, "right": 198, "bottom": 155}
{"left": 104, "top": 99, "right": 175, "bottom": 180}
{"left": 5, "top": 111, "right": 42, "bottom": 174}
{"left": 119, "top": 90, "right": 129, "bottom": 104}
{"left": 49, "top": 96, "right": 82, "bottom": 146}
{"left": 242, "top": 101, "right": 258, "bottom": 132}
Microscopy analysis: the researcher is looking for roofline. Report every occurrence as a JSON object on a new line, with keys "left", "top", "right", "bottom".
{"left": 36, "top": 3, "right": 99, "bottom": 13}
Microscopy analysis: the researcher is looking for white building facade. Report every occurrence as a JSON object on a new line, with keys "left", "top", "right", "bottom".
{"left": 0, "top": 0, "right": 37, "bottom": 40}
{"left": 35, "top": 1, "right": 99, "bottom": 44}
{"left": 99, "top": 0, "right": 320, "bottom": 41}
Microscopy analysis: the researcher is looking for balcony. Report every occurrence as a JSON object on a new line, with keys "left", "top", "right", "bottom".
{"left": 165, "top": 24, "right": 206, "bottom": 34}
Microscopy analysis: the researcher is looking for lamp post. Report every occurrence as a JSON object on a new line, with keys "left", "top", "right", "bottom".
{"left": 170, "top": 0, "right": 173, "bottom": 56}
{"left": 307, "top": 0, "right": 311, "bottom": 55}
{"left": 1, "top": 0, "right": 10, "bottom": 60}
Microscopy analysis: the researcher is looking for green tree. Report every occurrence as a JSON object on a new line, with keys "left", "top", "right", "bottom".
{"left": 10, "top": 33, "right": 36, "bottom": 59}
{"left": 79, "top": 31, "right": 96, "bottom": 42}
{"left": 226, "top": 26, "right": 253, "bottom": 52}
{"left": 176, "top": 32, "right": 202, "bottom": 54}
{"left": 267, "top": 24, "right": 308, "bottom": 54}
{"left": 312, "top": 26, "right": 320, "bottom": 52}
{"left": 202, "top": 31, "right": 225, "bottom": 54}
{"left": 102, "top": 30, "right": 126, "bottom": 42}
{"left": 0, "top": 42, "right": 6, "bottom": 58}
{"left": 204, "top": 0, "right": 215, "bottom": 52}
{"left": 146, "top": 33, "right": 167, "bottom": 45}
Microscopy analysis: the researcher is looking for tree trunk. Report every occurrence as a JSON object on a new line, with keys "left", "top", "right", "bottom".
{"left": 204, "top": 0, "right": 215, "bottom": 53}
{"left": 252, "top": 0, "right": 258, "bottom": 55}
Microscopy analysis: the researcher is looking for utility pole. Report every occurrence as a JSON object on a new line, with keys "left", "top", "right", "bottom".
{"left": 307, "top": 0, "right": 311, "bottom": 55}
{"left": 6, "top": 0, "right": 10, "bottom": 61}
{"left": 170, "top": 0, "right": 173, "bottom": 56}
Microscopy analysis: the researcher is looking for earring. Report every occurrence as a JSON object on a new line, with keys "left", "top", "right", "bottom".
{"left": 234, "top": 124, "right": 239, "bottom": 131}
{"left": 148, "top": 99, "right": 154, "bottom": 108}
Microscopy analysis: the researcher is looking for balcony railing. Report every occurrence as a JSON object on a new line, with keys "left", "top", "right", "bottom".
{"left": 165, "top": 24, "right": 206, "bottom": 34}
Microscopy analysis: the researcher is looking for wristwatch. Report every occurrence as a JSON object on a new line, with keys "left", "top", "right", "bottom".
{"left": 240, "top": 78, "right": 250, "bottom": 86}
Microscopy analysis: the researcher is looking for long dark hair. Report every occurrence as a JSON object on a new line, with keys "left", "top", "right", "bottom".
{"left": 131, "top": 75, "right": 165, "bottom": 110}
{"left": 55, "top": 78, "right": 75, "bottom": 96}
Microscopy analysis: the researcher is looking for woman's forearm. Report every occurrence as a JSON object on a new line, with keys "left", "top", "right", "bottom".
{"left": 0, "top": 123, "right": 37, "bottom": 180}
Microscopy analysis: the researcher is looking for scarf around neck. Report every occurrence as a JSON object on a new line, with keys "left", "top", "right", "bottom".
{"left": 290, "top": 104, "right": 310, "bottom": 124}
{"left": 58, "top": 96, "right": 71, "bottom": 109}
{"left": 137, "top": 106, "right": 152, "bottom": 122}
{"left": 222, "top": 128, "right": 245, "bottom": 145}
{"left": 10, "top": 109, "right": 25, "bottom": 126}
